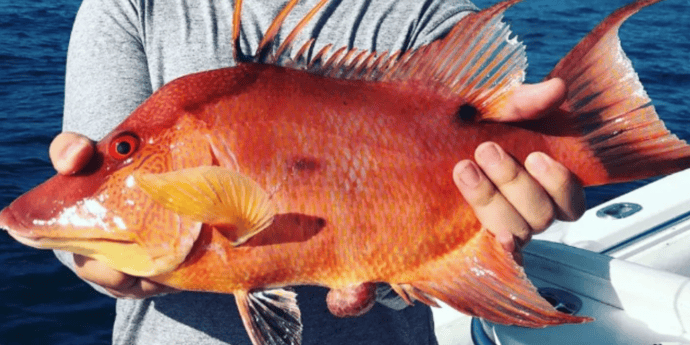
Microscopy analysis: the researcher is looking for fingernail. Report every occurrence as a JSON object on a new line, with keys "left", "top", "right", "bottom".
{"left": 477, "top": 143, "right": 502, "bottom": 166}
{"left": 498, "top": 232, "right": 515, "bottom": 252}
{"left": 526, "top": 152, "right": 551, "bottom": 174}
{"left": 456, "top": 161, "right": 481, "bottom": 188}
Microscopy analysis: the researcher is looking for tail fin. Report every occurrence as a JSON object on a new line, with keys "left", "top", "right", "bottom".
{"left": 395, "top": 229, "right": 591, "bottom": 327}
{"left": 540, "top": 0, "right": 690, "bottom": 186}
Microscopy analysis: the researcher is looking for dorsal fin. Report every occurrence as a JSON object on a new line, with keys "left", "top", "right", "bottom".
{"left": 231, "top": 0, "right": 244, "bottom": 63}
{"left": 232, "top": 0, "right": 330, "bottom": 64}
{"left": 232, "top": 0, "right": 527, "bottom": 119}
{"left": 256, "top": 0, "right": 302, "bottom": 62}
{"left": 234, "top": 0, "right": 525, "bottom": 82}
{"left": 383, "top": 0, "right": 526, "bottom": 117}
{"left": 272, "top": 0, "right": 330, "bottom": 62}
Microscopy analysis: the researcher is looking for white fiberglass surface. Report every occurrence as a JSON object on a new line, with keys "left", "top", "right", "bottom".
{"left": 535, "top": 168, "right": 690, "bottom": 277}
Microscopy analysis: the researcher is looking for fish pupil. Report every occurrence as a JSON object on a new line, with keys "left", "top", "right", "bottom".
{"left": 116, "top": 141, "right": 131, "bottom": 155}
{"left": 455, "top": 104, "right": 478, "bottom": 123}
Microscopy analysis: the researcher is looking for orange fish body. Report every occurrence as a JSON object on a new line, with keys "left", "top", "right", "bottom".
{"left": 146, "top": 64, "right": 563, "bottom": 291}
{"left": 2, "top": 0, "right": 689, "bottom": 344}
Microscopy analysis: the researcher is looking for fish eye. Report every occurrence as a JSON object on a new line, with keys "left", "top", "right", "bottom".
{"left": 108, "top": 133, "right": 139, "bottom": 160}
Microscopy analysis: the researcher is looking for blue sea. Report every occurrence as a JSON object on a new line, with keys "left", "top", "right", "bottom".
{"left": 0, "top": 0, "right": 688, "bottom": 344}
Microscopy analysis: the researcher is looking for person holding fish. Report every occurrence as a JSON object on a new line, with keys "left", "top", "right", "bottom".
{"left": 41, "top": 1, "right": 585, "bottom": 344}
{"left": 20, "top": 0, "right": 680, "bottom": 343}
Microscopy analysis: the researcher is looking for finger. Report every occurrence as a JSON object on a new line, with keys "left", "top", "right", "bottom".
{"left": 73, "top": 254, "right": 177, "bottom": 299}
{"left": 73, "top": 254, "right": 136, "bottom": 291}
{"left": 474, "top": 142, "right": 556, "bottom": 236}
{"left": 498, "top": 78, "right": 566, "bottom": 122}
{"left": 49, "top": 132, "right": 95, "bottom": 175}
{"left": 525, "top": 152, "right": 586, "bottom": 221}
{"left": 105, "top": 280, "right": 178, "bottom": 299}
{"left": 453, "top": 160, "right": 529, "bottom": 253}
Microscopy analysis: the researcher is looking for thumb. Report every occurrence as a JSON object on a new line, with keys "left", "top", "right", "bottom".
{"left": 49, "top": 132, "right": 95, "bottom": 175}
{"left": 498, "top": 78, "right": 566, "bottom": 122}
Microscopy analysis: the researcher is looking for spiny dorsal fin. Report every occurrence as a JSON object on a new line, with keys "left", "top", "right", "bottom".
{"left": 232, "top": 0, "right": 330, "bottom": 64}
{"left": 369, "top": 0, "right": 524, "bottom": 119}
{"left": 232, "top": 0, "right": 527, "bottom": 117}
{"left": 231, "top": 0, "right": 244, "bottom": 63}
{"left": 272, "top": 0, "right": 330, "bottom": 61}
{"left": 256, "top": 0, "right": 302, "bottom": 62}
{"left": 281, "top": 0, "right": 526, "bottom": 97}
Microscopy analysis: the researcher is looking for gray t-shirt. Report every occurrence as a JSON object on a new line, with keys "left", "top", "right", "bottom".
{"left": 57, "top": 0, "right": 476, "bottom": 344}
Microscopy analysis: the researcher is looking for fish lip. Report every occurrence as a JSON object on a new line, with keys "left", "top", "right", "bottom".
{"left": 0, "top": 205, "right": 55, "bottom": 242}
{"left": 0, "top": 207, "right": 45, "bottom": 246}
{"left": 7, "top": 230, "right": 136, "bottom": 249}
{"left": 5, "top": 229, "right": 47, "bottom": 247}
{"left": 0, "top": 206, "right": 29, "bottom": 234}
{"left": 0, "top": 205, "right": 136, "bottom": 246}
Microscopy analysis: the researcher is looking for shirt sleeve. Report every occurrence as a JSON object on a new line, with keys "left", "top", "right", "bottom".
{"left": 63, "top": 0, "right": 152, "bottom": 141}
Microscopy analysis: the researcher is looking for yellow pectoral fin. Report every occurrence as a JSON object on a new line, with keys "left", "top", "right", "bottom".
{"left": 134, "top": 166, "right": 276, "bottom": 246}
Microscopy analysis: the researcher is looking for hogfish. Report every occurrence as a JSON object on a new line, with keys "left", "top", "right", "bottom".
{"left": 2, "top": 0, "right": 689, "bottom": 344}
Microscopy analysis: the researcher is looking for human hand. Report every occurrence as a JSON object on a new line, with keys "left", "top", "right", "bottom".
{"left": 454, "top": 79, "right": 586, "bottom": 254}
{"left": 49, "top": 132, "right": 178, "bottom": 298}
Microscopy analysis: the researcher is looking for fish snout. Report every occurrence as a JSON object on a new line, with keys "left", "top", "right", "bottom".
{"left": 0, "top": 171, "right": 106, "bottom": 236}
{"left": 0, "top": 205, "right": 22, "bottom": 233}
{"left": 0, "top": 205, "right": 48, "bottom": 247}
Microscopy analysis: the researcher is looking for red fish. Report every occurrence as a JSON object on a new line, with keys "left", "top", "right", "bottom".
{"left": 1, "top": 0, "right": 687, "bottom": 344}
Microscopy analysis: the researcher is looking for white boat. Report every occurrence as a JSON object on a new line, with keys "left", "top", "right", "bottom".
{"left": 433, "top": 168, "right": 690, "bottom": 345}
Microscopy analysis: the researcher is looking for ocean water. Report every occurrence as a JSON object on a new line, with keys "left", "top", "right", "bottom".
{"left": 0, "top": 0, "right": 688, "bottom": 344}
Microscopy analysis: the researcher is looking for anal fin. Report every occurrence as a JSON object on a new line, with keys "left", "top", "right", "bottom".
{"left": 235, "top": 288, "right": 302, "bottom": 345}
{"left": 406, "top": 229, "right": 591, "bottom": 328}
{"left": 390, "top": 283, "right": 439, "bottom": 308}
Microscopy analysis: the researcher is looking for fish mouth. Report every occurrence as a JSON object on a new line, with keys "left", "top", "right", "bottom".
{"left": 5, "top": 226, "right": 136, "bottom": 251}
{"left": 0, "top": 206, "right": 44, "bottom": 246}
{"left": 0, "top": 206, "right": 31, "bottom": 236}
{"left": 0, "top": 205, "right": 135, "bottom": 249}
{"left": 8, "top": 231, "right": 135, "bottom": 250}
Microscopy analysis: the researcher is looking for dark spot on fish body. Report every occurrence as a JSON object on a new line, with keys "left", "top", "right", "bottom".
{"left": 182, "top": 101, "right": 207, "bottom": 116}
{"left": 453, "top": 104, "right": 479, "bottom": 125}
{"left": 287, "top": 156, "right": 322, "bottom": 174}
